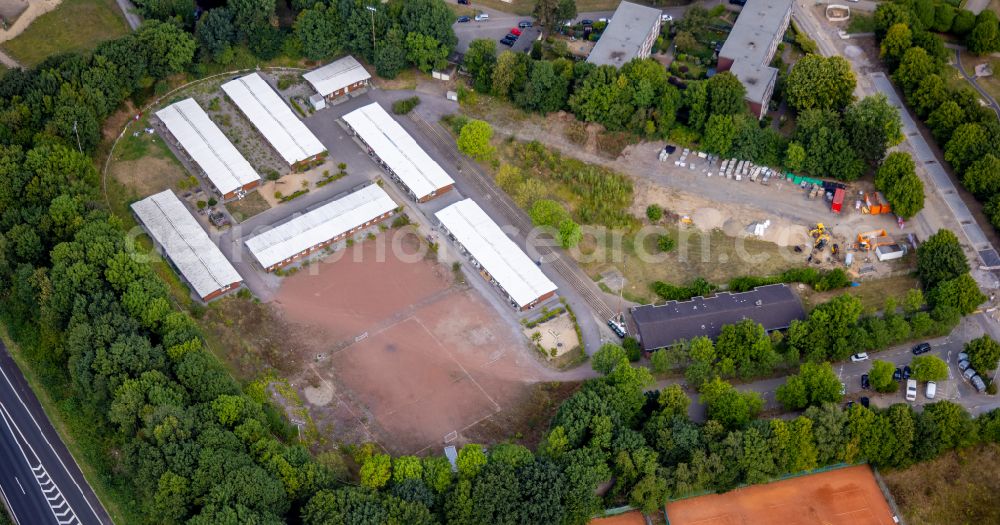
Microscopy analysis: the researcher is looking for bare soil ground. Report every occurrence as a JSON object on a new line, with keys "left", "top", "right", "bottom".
{"left": 666, "top": 465, "right": 896, "bottom": 525}
{"left": 883, "top": 443, "right": 1000, "bottom": 525}
{"left": 269, "top": 233, "right": 575, "bottom": 454}
{"left": 226, "top": 191, "right": 272, "bottom": 222}
{"left": 523, "top": 313, "right": 579, "bottom": 358}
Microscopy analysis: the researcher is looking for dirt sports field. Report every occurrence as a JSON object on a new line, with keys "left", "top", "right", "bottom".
{"left": 273, "top": 233, "right": 572, "bottom": 454}
{"left": 666, "top": 465, "right": 896, "bottom": 525}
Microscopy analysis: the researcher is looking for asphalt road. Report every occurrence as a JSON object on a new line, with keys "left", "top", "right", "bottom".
{"left": 954, "top": 48, "right": 1000, "bottom": 121}
{"left": 0, "top": 344, "right": 110, "bottom": 525}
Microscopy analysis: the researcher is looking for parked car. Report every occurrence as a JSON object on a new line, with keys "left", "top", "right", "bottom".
{"left": 499, "top": 36, "right": 514, "bottom": 46}
{"left": 729, "top": 0, "right": 747, "bottom": 5}
{"left": 971, "top": 375, "right": 987, "bottom": 392}
{"left": 851, "top": 352, "right": 869, "bottom": 362}
{"left": 963, "top": 367, "right": 977, "bottom": 380}
{"left": 905, "top": 379, "right": 917, "bottom": 401}
{"left": 607, "top": 319, "right": 626, "bottom": 338}
{"left": 581, "top": 19, "right": 594, "bottom": 25}
{"left": 902, "top": 365, "right": 912, "bottom": 380}
{"left": 958, "top": 351, "right": 969, "bottom": 362}
{"left": 893, "top": 367, "right": 902, "bottom": 381}
{"left": 518, "top": 20, "right": 532, "bottom": 28}
{"left": 926, "top": 380, "right": 937, "bottom": 399}
{"left": 959, "top": 359, "right": 971, "bottom": 371}
{"left": 474, "top": 12, "right": 489, "bottom": 21}
{"left": 846, "top": 400, "right": 855, "bottom": 409}
{"left": 458, "top": 0, "right": 469, "bottom": 4}
{"left": 861, "top": 374, "right": 870, "bottom": 389}
{"left": 505, "top": 32, "right": 518, "bottom": 40}
{"left": 510, "top": 27, "right": 522, "bottom": 36}
{"left": 912, "top": 342, "right": 931, "bottom": 355}
{"left": 457, "top": 15, "right": 470, "bottom": 22}
{"left": 860, "top": 396, "right": 870, "bottom": 408}
{"left": 661, "top": 13, "right": 673, "bottom": 22}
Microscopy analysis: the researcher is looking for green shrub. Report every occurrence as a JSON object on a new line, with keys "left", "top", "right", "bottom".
{"left": 657, "top": 234, "right": 675, "bottom": 253}
{"left": 646, "top": 204, "right": 663, "bottom": 222}
{"left": 392, "top": 96, "right": 421, "bottom": 115}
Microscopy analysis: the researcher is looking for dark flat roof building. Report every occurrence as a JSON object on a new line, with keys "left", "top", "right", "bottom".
{"left": 631, "top": 284, "right": 805, "bottom": 351}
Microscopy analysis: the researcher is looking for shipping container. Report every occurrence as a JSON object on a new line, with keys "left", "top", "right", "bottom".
{"left": 876, "top": 191, "right": 891, "bottom": 214}
{"left": 831, "top": 188, "right": 845, "bottom": 213}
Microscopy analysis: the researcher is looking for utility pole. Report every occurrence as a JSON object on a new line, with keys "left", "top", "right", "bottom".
{"left": 366, "top": 5, "right": 377, "bottom": 57}
{"left": 72, "top": 120, "right": 82, "bottom": 153}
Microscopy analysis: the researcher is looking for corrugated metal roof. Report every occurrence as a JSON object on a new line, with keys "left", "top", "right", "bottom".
{"left": 342, "top": 102, "right": 454, "bottom": 200}
{"left": 221, "top": 73, "right": 326, "bottom": 166}
{"left": 303, "top": 55, "right": 371, "bottom": 97}
{"left": 436, "top": 199, "right": 557, "bottom": 308}
{"left": 131, "top": 190, "right": 242, "bottom": 299}
{"left": 156, "top": 98, "right": 259, "bottom": 196}
{"left": 245, "top": 184, "right": 396, "bottom": 269}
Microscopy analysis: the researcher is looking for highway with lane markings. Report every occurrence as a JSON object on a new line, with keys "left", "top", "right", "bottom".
{"left": 0, "top": 343, "right": 110, "bottom": 525}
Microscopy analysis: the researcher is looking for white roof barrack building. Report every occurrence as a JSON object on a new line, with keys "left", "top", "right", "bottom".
{"left": 436, "top": 199, "right": 557, "bottom": 310}
{"left": 245, "top": 184, "right": 396, "bottom": 271}
{"left": 221, "top": 73, "right": 326, "bottom": 167}
{"left": 155, "top": 98, "right": 260, "bottom": 199}
{"left": 131, "top": 190, "right": 242, "bottom": 301}
{"left": 303, "top": 55, "right": 371, "bottom": 99}
{"left": 342, "top": 102, "right": 455, "bottom": 202}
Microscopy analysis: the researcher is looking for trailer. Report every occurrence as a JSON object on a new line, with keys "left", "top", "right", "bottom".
{"left": 831, "top": 188, "right": 845, "bottom": 214}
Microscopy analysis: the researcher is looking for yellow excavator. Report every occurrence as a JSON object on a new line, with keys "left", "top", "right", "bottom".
{"left": 810, "top": 223, "right": 832, "bottom": 250}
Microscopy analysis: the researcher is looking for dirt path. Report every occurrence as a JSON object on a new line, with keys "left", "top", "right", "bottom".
{"left": 0, "top": 0, "right": 62, "bottom": 68}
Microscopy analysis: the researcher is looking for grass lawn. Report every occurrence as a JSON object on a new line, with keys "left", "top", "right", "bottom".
{"left": 577, "top": 226, "right": 801, "bottom": 304}
{"left": 966, "top": 54, "right": 1000, "bottom": 104}
{"left": 883, "top": 443, "right": 1000, "bottom": 525}
{"left": 846, "top": 13, "right": 875, "bottom": 34}
{"left": 227, "top": 191, "right": 272, "bottom": 222}
{"left": 1, "top": 0, "right": 129, "bottom": 67}
{"left": 797, "top": 272, "right": 920, "bottom": 311}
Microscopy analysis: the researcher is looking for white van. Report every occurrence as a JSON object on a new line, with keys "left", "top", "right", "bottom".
{"left": 905, "top": 379, "right": 917, "bottom": 401}
{"left": 925, "top": 381, "right": 936, "bottom": 399}
{"left": 474, "top": 13, "right": 489, "bottom": 21}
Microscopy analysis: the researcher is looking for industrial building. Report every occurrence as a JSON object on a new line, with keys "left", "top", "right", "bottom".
{"left": 245, "top": 184, "right": 396, "bottom": 272}
{"left": 586, "top": 1, "right": 662, "bottom": 68}
{"left": 342, "top": 102, "right": 455, "bottom": 202}
{"left": 717, "top": 0, "right": 793, "bottom": 119}
{"left": 436, "top": 199, "right": 558, "bottom": 310}
{"left": 221, "top": 72, "right": 327, "bottom": 170}
{"left": 131, "top": 190, "right": 243, "bottom": 301}
{"left": 631, "top": 284, "right": 805, "bottom": 351}
{"left": 303, "top": 55, "right": 371, "bottom": 105}
{"left": 155, "top": 98, "right": 260, "bottom": 200}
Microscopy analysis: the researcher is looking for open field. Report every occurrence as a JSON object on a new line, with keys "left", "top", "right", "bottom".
{"left": 799, "top": 272, "right": 921, "bottom": 311}
{"left": 263, "top": 233, "right": 570, "bottom": 454}
{"left": 883, "top": 443, "right": 1000, "bottom": 525}
{"left": 227, "top": 191, "right": 272, "bottom": 222}
{"left": 957, "top": 51, "right": 1000, "bottom": 104}
{"left": 107, "top": 119, "right": 191, "bottom": 213}
{"left": 1, "top": 0, "right": 128, "bottom": 67}
{"left": 666, "top": 465, "right": 896, "bottom": 525}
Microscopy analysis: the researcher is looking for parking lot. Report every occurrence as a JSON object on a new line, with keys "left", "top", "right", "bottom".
{"left": 453, "top": 11, "right": 540, "bottom": 54}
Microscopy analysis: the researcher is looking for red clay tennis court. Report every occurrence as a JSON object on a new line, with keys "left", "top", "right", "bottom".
{"left": 665, "top": 465, "right": 896, "bottom": 525}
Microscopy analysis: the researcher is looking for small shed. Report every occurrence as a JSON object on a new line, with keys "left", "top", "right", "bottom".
{"left": 875, "top": 243, "right": 906, "bottom": 262}
{"left": 303, "top": 55, "right": 371, "bottom": 102}
{"left": 309, "top": 93, "right": 326, "bottom": 111}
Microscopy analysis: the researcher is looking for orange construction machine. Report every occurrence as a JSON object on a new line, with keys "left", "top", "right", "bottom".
{"left": 857, "top": 229, "right": 893, "bottom": 251}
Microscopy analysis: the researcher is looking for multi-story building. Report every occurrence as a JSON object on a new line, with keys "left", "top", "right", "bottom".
{"left": 717, "top": 0, "right": 794, "bottom": 119}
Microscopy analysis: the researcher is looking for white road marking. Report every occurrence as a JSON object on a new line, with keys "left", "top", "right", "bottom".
{"left": 14, "top": 477, "right": 24, "bottom": 495}
{"left": 0, "top": 402, "right": 80, "bottom": 525}
{"left": 0, "top": 365, "right": 103, "bottom": 523}
{"left": 0, "top": 482, "right": 21, "bottom": 525}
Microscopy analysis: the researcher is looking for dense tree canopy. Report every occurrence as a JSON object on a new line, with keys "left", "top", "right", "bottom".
{"left": 917, "top": 229, "right": 969, "bottom": 289}
{"left": 874, "top": 152, "right": 924, "bottom": 219}
{"left": 784, "top": 54, "right": 856, "bottom": 112}
{"left": 965, "top": 335, "right": 1000, "bottom": 373}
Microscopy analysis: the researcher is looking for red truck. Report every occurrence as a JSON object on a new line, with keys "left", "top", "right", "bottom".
{"left": 831, "top": 188, "right": 845, "bottom": 214}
